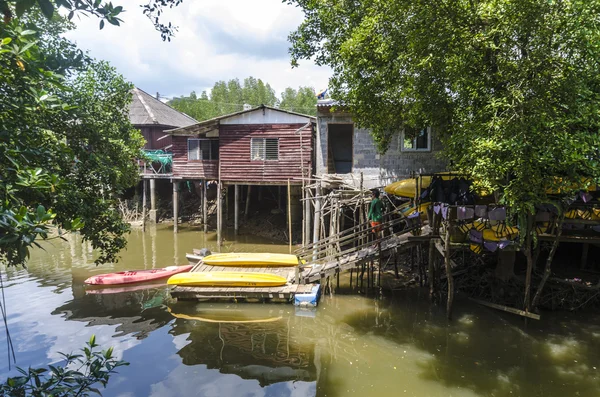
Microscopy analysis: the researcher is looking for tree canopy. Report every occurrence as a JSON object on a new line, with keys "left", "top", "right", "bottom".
{"left": 169, "top": 77, "right": 317, "bottom": 121}
{"left": 287, "top": 0, "right": 600, "bottom": 214}
{"left": 0, "top": 13, "right": 144, "bottom": 267}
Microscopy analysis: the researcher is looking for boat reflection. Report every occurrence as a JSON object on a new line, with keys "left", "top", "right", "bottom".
{"left": 167, "top": 302, "right": 318, "bottom": 387}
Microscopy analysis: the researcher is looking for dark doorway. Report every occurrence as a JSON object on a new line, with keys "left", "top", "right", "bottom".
{"left": 328, "top": 124, "right": 353, "bottom": 174}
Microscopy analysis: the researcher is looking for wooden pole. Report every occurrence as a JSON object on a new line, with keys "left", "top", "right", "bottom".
{"left": 149, "top": 178, "right": 156, "bottom": 211}
{"left": 288, "top": 179, "right": 292, "bottom": 254}
{"left": 444, "top": 226, "right": 454, "bottom": 319}
{"left": 225, "top": 186, "right": 229, "bottom": 222}
{"left": 244, "top": 185, "right": 252, "bottom": 221}
{"left": 523, "top": 214, "right": 534, "bottom": 311}
{"left": 217, "top": 182, "right": 222, "bottom": 247}
{"left": 202, "top": 180, "right": 208, "bottom": 233}
{"left": 234, "top": 184, "right": 239, "bottom": 235}
{"left": 312, "top": 181, "right": 322, "bottom": 260}
{"left": 428, "top": 238, "right": 436, "bottom": 301}
{"left": 142, "top": 179, "right": 147, "bottom": 232}
{"left": 173, "top": 180, "right": 179, "bottom": 233}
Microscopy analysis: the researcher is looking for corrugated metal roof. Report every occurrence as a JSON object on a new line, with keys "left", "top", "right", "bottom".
{"left": 165, "top": 104, "right": 316, "bottom": 136}
{"left": 129, "top": 87, "right": 197, "bottom": 128}
{"left": 316, "top": 99, "right": 338, "bottom": 107}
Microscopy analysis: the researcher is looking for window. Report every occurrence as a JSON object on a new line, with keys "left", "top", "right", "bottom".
{"left": 251, "top": 138, "right": 279, "bottom": 160}
{"left": 188, "top": 139, "right": 219, "bottom": 160}
{"left": 400, "top": 127, "right": 431, "bottom": 152}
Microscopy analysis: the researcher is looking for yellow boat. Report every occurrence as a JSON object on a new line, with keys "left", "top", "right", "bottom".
{"left": 167, "top": 272, "right": 288, "bottom": 287}
{"left": 384, "top": 173, "right": 458, "bottom": 198}
{"left": 202, "top": 252, "right": 300, "bottom": 267}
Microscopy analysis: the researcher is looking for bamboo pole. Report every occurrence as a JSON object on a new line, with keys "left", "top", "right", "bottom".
{"left": 312, "top": 181, "right": 322, "bottom": 260}
{"left": 288, "top": 179, "right": 292, "bottom": 254}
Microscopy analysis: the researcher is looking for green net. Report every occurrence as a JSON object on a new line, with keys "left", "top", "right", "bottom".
{"left": 142, "top": 150, "right": 172, "bottom": 173}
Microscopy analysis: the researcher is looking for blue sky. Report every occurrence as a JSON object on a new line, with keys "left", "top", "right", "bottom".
{"left": 65, "top": 0, "right": 331, "bottom": 100}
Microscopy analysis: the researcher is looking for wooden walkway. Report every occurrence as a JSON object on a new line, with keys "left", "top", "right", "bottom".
{"left": 170, "top": 261, "right": 315, "bottom": 302}
{"left": 299, "top": 231, "right": 417, "bottom": 283}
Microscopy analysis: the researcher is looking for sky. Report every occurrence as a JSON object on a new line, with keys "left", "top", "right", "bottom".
{"left": 64, "top": 0, "right": 331, "bottom": 100}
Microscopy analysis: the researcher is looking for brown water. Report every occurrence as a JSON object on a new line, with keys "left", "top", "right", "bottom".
{"left": 1, "top": 225, "right": 600, "bottom": 396}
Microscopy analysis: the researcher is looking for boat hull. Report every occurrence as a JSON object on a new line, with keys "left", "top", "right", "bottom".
{"left": 202, "top": 253, "right": 299, "bottom": 267}
{"left": 84, "top": 265, "right": 193, "bottom": 285}
{"left": 167, "top": 272, "right": 288, "bottom": 287}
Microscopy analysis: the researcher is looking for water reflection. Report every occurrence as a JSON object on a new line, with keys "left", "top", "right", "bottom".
{"left": 2, "top": 225, "right": 600, "bottom": 397}
{"left": 168, "top": 303, "right": 317, "bottom": 387}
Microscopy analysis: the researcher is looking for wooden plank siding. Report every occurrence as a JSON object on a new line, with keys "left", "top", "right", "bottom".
{"left": 138, "top": 126, "right": 173, "bottom": 150}
{"left": 171, "top": 135, "right": 219, "bottom": 179}
{"left": 219, "top": 124, "right": 312, "bottom": 184}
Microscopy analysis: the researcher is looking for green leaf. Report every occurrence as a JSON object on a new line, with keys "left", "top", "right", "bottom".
{"left": 16, "top": 0, "right": 36, "bottom": 17}
{"left": 100, "top": 20, "right": 105, "bottom": 30}
{"left": 37, "top": 0, "right": 55, "bottom": 18}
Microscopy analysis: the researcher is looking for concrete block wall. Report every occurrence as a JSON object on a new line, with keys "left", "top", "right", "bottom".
{"left": 317, "top": 109, "right": 447, "bottom": 188}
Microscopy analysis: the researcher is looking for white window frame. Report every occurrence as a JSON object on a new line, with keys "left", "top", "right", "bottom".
{"left": 251, "top": 138, "right": 279, "bottom": 161}
{"left": 188, "top": 138, "right": 218, "bottom": 160}
{"left": 399, "top": 127, "right": 432, "bottom": 152}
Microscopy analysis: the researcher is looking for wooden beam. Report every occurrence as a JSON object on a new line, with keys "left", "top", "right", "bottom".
{"left": 469, "top": 298, "right": 541, "bottom": 320}
{"left": 288, "top": 179, "right": 292, "bottom": 254}
{"left": 142, "top": 179, "right": 147, "bottom": 232}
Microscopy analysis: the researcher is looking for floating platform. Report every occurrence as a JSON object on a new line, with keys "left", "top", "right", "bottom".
{"left": 170, "top": 261, "right": 317, "bottom": 303}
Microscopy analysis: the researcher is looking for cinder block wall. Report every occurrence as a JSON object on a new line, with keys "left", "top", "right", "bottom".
{"left": 316, "top": 109, "right": 447, "bottom": 188}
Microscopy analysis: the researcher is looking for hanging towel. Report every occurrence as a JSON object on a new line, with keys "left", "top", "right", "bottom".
{"left": 469, "top": 229, "right": 483, "bottom": 244}
{"left": 433, "top": 204, "right": 441, "bottom": 214}
{"left": 488, "top": 207, "right": 506, "bottom": 221}
{"left": 498, "top": 240, "right": 512, "bottom": 250}
{"left": 441, "top": 204, "right": 449, "bottom": 220}
{"left": 475, "top": 205, "right": 487, "bottom": 218}
{"left": 457, "top": 206, "right": 475, "bottom": 220}
{"left": 484, "top": 241, "right": 498, "bottom": 252}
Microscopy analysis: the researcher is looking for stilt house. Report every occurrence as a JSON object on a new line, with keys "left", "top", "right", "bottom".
{"left": 165, "top": 105, "right": 316, "bottom": 241}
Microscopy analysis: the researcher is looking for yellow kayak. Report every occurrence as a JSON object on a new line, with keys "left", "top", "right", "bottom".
{"left": 167, "top": 272, "right": 288, "bottom": 287}
{"left": 202, "top": 252, "right": 300, "bottom": 267}
{"left": 384, "top": 173, "right": 457, "bottom": 198}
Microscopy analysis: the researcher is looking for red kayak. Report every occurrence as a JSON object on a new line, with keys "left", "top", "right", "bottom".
{"left": 84, "top": 265, "right": 193, "bottom": 286}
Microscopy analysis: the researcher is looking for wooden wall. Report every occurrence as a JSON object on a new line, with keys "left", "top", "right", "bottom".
{"left": 171, "top": 135, "right": 219, "bottom": 179}
{"left": 219, "top": 124, "right": 312, "bottom": 184}
{"left": 139, "top": 125, "right": 172, "bottom": 150}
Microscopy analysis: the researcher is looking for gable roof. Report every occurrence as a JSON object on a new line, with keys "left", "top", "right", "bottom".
{"left": 129, "top": 87, "right": 197, "bottom": 128}
{"left": 165, "top": 105, "right": 316, "bottom": 136}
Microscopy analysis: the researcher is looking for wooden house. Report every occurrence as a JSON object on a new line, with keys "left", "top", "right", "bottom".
{"left": 129, "top": 87, "right": 197, "bottom": 151}
{"left": 165, "top": 105, "right": 315, "bottom": 242}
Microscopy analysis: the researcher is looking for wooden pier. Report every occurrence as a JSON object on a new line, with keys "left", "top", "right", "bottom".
{"left": 170, "top": 260, "right": 316, "bottom": 302}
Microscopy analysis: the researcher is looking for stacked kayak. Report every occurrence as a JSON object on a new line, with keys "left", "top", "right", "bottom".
{"left": 167, "top": 272, "right": 288, "bottom": 287}
{"left": 84, "top": 265, "right": 193, "bottom": 285}
{"left": 202, "top": 252, "right": 299, "bottom": 267}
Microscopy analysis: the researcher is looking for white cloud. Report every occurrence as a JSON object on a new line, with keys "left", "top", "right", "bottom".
{"left": 64, "top": 0, "right": 331, "bottom": 99}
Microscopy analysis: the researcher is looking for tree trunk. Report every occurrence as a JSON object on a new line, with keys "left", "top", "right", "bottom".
{"left": 523, "top": 214, "right": 534, "bottom": 312}
{"left": 531, "top": 214, "right": 564, "bottom": 309}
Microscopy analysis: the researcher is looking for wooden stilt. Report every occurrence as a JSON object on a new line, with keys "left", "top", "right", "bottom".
{"left": 523, "top": 214, "right": 535, "bottom": 311}
{"left": 150, "top": 178, "right": 156, "bottom": 211}
{"left": 173, "top": 180, "right": 179, "bottom": 233}
{"left": 444, "top": 227, "right": 454, "bottom": 319}
{"left": 234, "top": 184, "right": 239, "bottom": 235}
{"left": 288, "top": 179, "right": 292, "bottom": 254}
{"left": 202, "top": 180, "right": 208, "bottom": 233}
{"left": 217, "top": 182, "right": 222, "bottom": 247}
{"left": 225, "top": 185, "right": 229, "bottom": 222}
{"left": 142, "top": 179, "right": 147, "bottom": 232}
{"left": 428, "top": 238, "right": 436, "bottom": 301}
{"left": 350, "top": 268, "right": 353, "bottom": 288}
{"left": 312, "top": 181, "right": 322, "bottom": 260}
{"left": 244, "top": 185, "right": 252, "bottom": 221}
